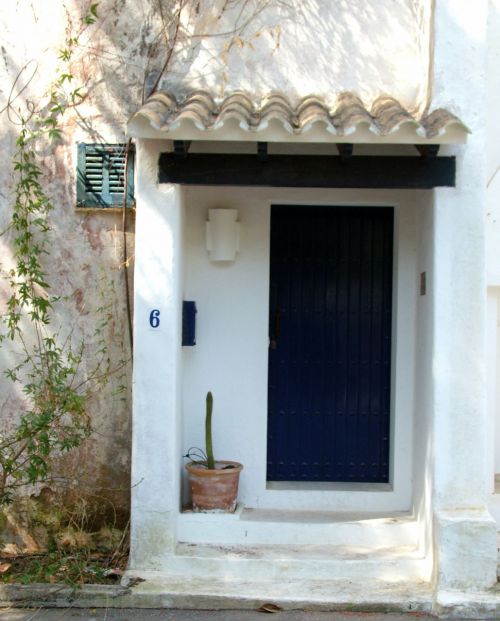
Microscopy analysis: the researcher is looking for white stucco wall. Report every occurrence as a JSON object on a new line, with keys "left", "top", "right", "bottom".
{"left": 487, "top": 289, "right": 500, "bottom": 477}
{"left": 426, "top": 0, "right": 497, "bottom": 590}
{"left": 161, "top": 0, "right": 433, "bottom": 112}
{"left": 430, "top": 0, "right": 488, "bottom": 508}
{"left": 181, "top": 184, "right": 418, "bottom": 513}
{"left": 130, "top": 139, "right": 184, "bottom": 569}
{"left": 486, "top": 0, "right": 500, "bottom": 287}
{"left": 413, "top": 189, "right": 435, "bottom": 560}
{"left": 486, "top": 1, "right": 500, "bottom": 490}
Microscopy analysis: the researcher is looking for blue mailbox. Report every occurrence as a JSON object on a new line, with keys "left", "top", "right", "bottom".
{"left": 182, "top": 301, "right": 197, "bottom": 346}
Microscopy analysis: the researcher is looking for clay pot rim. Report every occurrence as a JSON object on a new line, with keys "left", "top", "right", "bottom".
{"left": 185, "top": 460, "right": 243, "bottom": 476}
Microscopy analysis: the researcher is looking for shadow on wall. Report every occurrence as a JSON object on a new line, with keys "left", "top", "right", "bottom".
{"left": 156, "top": 0, "right": 432, "bottom": 112}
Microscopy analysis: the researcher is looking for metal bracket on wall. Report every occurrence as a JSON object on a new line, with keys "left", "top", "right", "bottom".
{"left": 257, "top": 142, "right": 268, "bottom": 161}
{"left": 415, "top": 144, "right": 440, "bottom": 159}
{"left": 173, "top": 140, "right": 191, "bottom": 159}
{"left": 337, "top": 143, "right": 353, "bottom": 162}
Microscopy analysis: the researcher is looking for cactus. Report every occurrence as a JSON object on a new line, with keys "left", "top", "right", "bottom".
{"left": 205, "top": 391, "right": 215, "bottom": 469}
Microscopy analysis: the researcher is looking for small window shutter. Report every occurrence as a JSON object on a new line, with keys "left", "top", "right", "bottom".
{"left": 77, "top": 144, "right": 134, "bottom": 207}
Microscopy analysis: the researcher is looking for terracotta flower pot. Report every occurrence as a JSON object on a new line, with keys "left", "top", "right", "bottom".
{"left": 186, "top": 460, "right": 243, "bottom": 512}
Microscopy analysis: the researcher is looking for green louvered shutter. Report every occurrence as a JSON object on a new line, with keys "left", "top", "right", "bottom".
{"left": 77, "top": 144, "right": 134, "bottom": 207}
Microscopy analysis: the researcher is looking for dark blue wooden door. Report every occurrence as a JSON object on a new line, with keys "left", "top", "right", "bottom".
{"left": 267, "top": 206, "right": 393, "bottom": 482}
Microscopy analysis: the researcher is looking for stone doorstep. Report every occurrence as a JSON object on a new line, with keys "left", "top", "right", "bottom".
{"left": 177, "top": 507, "right": 419, "bottom": 547}
{"left": 1, "top": 580, "right": 500, "bottom": 617}
{"left": 0, "top": 579, "right": 432, "bottom": 612}
{"left": 162, "top": 542, "right": 429, "bottom": 582}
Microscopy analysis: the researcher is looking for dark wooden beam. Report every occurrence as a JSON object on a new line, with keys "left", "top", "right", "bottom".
{"left": 257, "top": 142, "right": 268, "bottom": 161}
{"left": 159, "top": 153, "right": 455, "bottom": 189}
{"left": 173, "top": 140, "right": 191, "bottom": 159}
{"left": 415, "top": 144, "right": 440, "bottom": 159}
{"left": 336, "top": 143, "right": 353, "bottom": 162}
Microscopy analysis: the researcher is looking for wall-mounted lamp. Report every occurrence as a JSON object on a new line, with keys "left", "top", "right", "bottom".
{"left": 206, "top": 209, "right": 240, "bottom": 262}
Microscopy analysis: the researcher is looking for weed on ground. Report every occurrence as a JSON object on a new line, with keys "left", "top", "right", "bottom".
{"left": 0, "top": 548, "right": 127, "bottom": 585}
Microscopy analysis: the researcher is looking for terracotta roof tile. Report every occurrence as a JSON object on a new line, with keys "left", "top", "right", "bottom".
{"left": 132, "top": 90, "right": 468, "bottom": 140}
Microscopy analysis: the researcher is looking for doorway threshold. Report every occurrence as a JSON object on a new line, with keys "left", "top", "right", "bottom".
{"left": 240, "top": 507, "right": 411, "bottom": 523}
{"left": 266, "top": 480, "right": 393, "bottom": 492}
{"left": 177, "top": 505, "right": 417, "bottom": 547}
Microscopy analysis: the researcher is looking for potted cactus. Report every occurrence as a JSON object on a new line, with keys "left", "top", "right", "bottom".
{"left": 185, "top": 391, "right": 243, "bottom": 512}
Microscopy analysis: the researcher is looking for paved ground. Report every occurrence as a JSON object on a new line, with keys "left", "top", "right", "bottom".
{"left": 0, "top": 610, "right": 494, "bottom": 621}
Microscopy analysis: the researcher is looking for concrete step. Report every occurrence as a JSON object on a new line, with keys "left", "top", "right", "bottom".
{"left": 165, "top": 542, "right": 429, "bottom": 581}
{"left": 122, "top": 573, "right": 433, "bottom": 612}
{"left": 178, "top": 507, "right": 419, "bottom": 547}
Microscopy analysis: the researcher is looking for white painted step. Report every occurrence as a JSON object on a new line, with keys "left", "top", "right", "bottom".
{"left": 178, "top": 507, "right": 419, "bottom": 547}
{"left": 123, "top": 573, "right": 433, "bottom": 612}
{"left": 164, "top": 542, "right": 429, "bottom": 581}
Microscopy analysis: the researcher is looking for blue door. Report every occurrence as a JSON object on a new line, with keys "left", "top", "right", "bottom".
{"left": 267, "top": 206, "right": 393, "bottom": 482}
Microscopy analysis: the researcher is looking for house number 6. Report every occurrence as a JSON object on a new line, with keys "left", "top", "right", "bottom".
{"left": 149, "top": 309, "right": 160, "bottom": 328}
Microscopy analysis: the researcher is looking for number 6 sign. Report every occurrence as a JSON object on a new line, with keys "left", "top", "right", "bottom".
{"left": 149, "top": 309, "right": 160, "bottom": 328}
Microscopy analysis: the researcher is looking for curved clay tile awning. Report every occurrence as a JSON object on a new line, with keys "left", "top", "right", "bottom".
{"left": 128, "top": 90, "right": 469, "bottom": 144}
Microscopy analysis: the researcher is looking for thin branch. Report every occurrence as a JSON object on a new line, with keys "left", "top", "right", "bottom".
{"left": 487, "top": 165, "right": 500, "bottom": 189}
{"left": 145, "top": 0, "right": 186, "bottom": 101}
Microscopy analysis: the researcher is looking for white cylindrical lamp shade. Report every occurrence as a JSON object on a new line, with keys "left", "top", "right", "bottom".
{"left": 206, "top": 209, "right": 240, "bottom": 261}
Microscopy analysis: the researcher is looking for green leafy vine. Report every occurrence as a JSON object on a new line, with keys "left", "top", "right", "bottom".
{"left": 0, "top": 3, "right": 109, "bottom": 506}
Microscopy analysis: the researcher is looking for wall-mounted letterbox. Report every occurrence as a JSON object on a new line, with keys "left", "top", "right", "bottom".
{"left": 182, "top": 301, "right": 197, "bottom": 346}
